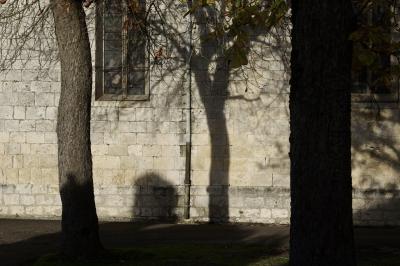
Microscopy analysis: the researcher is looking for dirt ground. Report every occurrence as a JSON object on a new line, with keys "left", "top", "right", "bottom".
{"left": 0, "top": 219, "right": 399, "bottom": 266}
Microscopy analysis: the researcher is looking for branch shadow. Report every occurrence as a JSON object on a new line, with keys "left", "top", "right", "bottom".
{"left": 191, "top": 6, "right": 231, "bottom": 223}
{"left": 352, "top": 106, "right": 400, "bottom": 225}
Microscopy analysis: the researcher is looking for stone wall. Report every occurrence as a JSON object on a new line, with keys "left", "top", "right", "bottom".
{"left": 0, "top": 2, "right": 398, "bottom": 225}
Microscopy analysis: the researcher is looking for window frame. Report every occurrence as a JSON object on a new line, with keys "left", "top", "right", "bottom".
{"left": 351, "top": 2, "right": 400, "bottom": 106}
{"left": 95, "top": 0, "right": 150, "bottom": 101}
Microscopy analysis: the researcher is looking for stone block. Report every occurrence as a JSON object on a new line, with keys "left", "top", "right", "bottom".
{"left": 121, "top": 133, "right": 137, "bottom": 146}
{"left": 10, "top": 132, "right": 25, "bottom": 143}
{"left": 128, "top": 145, "right": 143, "bottom": 156}
{"left": 47, "top": 185, "right": 59, "bottom": 195}
{"left": 108, "top": 145, "right": 128, "bottom": 156}
{"left": 39, "top": 156, "right": 58, "bottom": 168}
{"left": 162, "top": 145, "right": 181, "bottom": 157}
{"left": 136, "top": 157, "right": 154, "bottom": 170}
{"left": 13, "top": 106, "right": 26, "bottom": 119}
{"left": 35, "top": 120, "right": 55, "bottom": 131}
{"left": 97, "top": 206, "right": 120, "bottom": 217}
{"left": 8, "top": 206, "right": 24, "bottom": 216}
{"left": 104, "top": 132, "right": 121, "bottom": 145}
{"left": 143, "top": 145, "right": 162, "bottom": 157}
{"left": 191, "top": 171, "right": 209, "bottom": 186}
{"left": 6, "top": 143, "right": 21, "bottom": 155}
{"left": 18, "top": 168, "right": 31, "bottom": 183}
{"left": 119, "top": 108, "right": 136, "bottom": 121}
{"left": 31, "top": 144, "right": 57, "bottom": 155}
{"left": 2, "top": 184, "right": 16, "bottom": 194}
{"left": 137, "top": 133, "right": 156, "bottom": 145}
{"left": 91, "top": 121, "right": 110, "bottom": 132}
{"left": 174, "top": 157, "right": 185, "bottom": 170}
{"left": 35, "top": 194, "right": 55, "bottom": 205}
{"left": 35, "top": 93, "right": 54, "bottom": 106}
{"left": 44, "top": 133, "right": 57, "bottom": 144}
{"left": 20, "top": 195, "right": 35, "bottom": 206}
{"left": 154, "top": 157, "right": 176, "bottom": 170}
{"left": 26, "top": 107, "right": 46, "bottom": 120}
{"left": 271, "top": 208, "right": 289, "bottom": 219}
{"left": 243, "top": 209, "right": 261, "bottom": 218}
{"left": 25, "top": 206, "right": 43, "bottom": 216}
{"left": 31, "top": 168, "right": 45, "bottom": 185}
{"left": 92, "top": 145, "right": 108, "bottom": 155}
{"left": 15, "top": 184, "right": 32, "bottom": 194}
{"left": 14, "top": 92, "right": 35, "bottom": 106}
{"left": 244, "top": 197, "right": 264, "bottom": 208}
{"left": 129, "top": 121, "right": 147, "bottom": 133}
{"left": 4, "top": 194, "right": 19, "bottom": 205}
{"left": 120, "top": 156, "right": 136, "bottom": 170}
{"left": 272, "top": 174, "right": 290, "bottom": 188}
{"left": 26, "top": 132, "right": 45, "bottom": 143}
{"left": 4, "top": 70, "right": 22, "bottom": 81}
{"left": 90, "top": 133, "right": 104, "bottom": 145}
{"left": 30, "top": 81, "right": 52, "bottom": 92}
{"left": 193, "top": 195, "right": 209, "bottom": 208}
{"left": 260, "top": 208, "right": 272, "bottom": 218}
{"left": 43, "top": 206, "right": 62, "bottom": 216}
{"left": 5, "top": 120, "right": 20, "bottom": 132}
{"left": 19, "top": 120, "right": 35, "bottom": 131}
{"left": 53, "top": 195, "right": 61, "bottom": 205}
{"left": 0, "top": 132, "right": 9, "bottom": 143}
{"left": 93, "top": 156, "right": 120, "bottom": 169}
{"left": 45, "top": 107, "right": 57, "bottom": 120}
{"left": 136, "top": 108, "right": 154, "bottom": 121}
{"left": 32, "top": 185, "right": 48, "bottom": 194}
{"left": 0, "top": 206, "right": 9, "bottom": 215}
{"left": 156, "top": 134, "right": 181, "bottom": 145}
{"left": 12, "top": 155, "right": 23, "bottom": 168}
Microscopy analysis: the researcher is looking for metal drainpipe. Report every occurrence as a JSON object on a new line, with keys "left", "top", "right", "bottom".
{"left": 183, "top": 1, "right": 193, "bottom": 220}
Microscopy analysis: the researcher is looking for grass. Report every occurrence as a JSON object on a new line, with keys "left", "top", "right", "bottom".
{"left": 32, "top": 244, "right": 400, "bottom": 266}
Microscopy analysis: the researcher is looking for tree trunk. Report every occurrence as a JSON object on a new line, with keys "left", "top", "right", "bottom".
{"left": 289, "top": 1, "right": 356, "bottom": 265}
{"left": 51, "top": 0, "right": 102, "bottom": 258}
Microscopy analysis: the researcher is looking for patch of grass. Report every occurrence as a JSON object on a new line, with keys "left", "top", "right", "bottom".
{"left": 32, "top": 245, "right": 400, "bottom": 266}
{"left": 358, "top": 250, "right": 400, "bottom": 266}
{"left": 32, "top": 244, "right": 288, "bottom": 266}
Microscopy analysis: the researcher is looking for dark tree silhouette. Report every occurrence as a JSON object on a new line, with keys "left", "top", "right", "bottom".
{"left": 289, "top": 0, "right": 356, "bottom": 265}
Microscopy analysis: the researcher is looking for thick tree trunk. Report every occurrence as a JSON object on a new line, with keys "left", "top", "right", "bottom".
{"left": 51, "top": 0, "right": 102, "bottom": 258}
{"left": 289, "top": 1, "right": 356, "bottom": 265}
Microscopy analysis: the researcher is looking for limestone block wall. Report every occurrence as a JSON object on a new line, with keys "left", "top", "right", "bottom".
{"left": 0, "top": 2, "right": 398, "bottom": 226}
{"left": 0, "top": 2, "right": 292, "bottom": 223}
{"left": 351, "top": 107, "right": 400, "bottom": 226}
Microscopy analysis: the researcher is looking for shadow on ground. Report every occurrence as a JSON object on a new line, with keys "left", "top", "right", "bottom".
{"left": 1, "top": 219, "right": 400, "bottom": 266}
{"left": 0, "top": 220, "right": 288, "bottom": 266}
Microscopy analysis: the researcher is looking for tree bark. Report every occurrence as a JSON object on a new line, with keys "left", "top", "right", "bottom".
{"left": 289, "top": 1, "right": 356, "bottom": 265}
{"left": 51, "top": 0, "right": 102, "bottom": 258}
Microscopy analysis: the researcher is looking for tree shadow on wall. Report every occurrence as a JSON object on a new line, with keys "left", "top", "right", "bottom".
{"left": 191, "top": 6, "right": 231, "bottom": 223}
{"left": 132, "top": 172, "right": 179, "bottom": 222}
{"left": 351, "top": 106, "right": 400, "bottom": 226}
{"left": 189, "top": 5, "right": 291, "bottom": 223}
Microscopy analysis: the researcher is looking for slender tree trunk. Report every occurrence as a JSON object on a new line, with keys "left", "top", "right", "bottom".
{"left": 289, "top": 1, "right": 356, "bottom": 265}
{"left": 51, "top": 0, "right": 102, "bottom": 258}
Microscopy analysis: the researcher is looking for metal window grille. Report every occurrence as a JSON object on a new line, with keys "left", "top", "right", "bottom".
{"left": 95, "top": 0, "right": 149, "bottom": 100}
